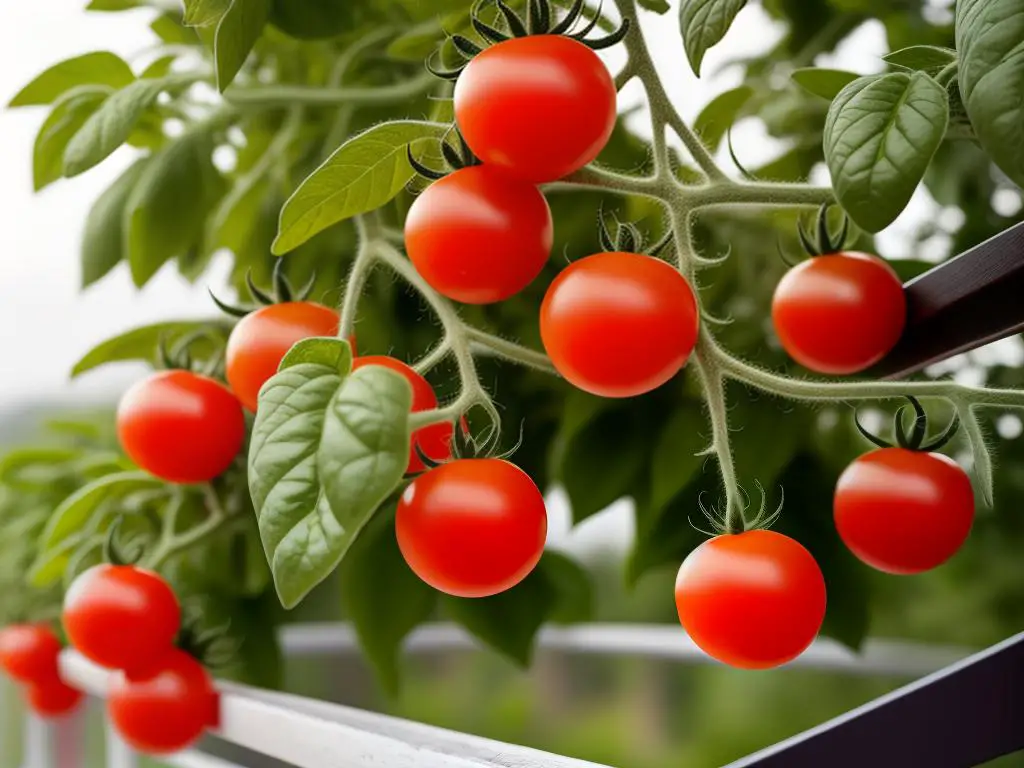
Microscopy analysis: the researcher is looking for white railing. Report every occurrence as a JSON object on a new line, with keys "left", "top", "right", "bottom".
{"left": 7, "top": 623, "right": 975, "bottom": 768}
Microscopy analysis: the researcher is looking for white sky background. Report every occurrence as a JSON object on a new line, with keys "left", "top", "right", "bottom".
{"left": 0, "top": 0, "right": 1001, "bottom": 556}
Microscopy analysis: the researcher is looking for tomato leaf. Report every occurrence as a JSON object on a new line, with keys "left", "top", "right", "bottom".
{"left": 32, "top": 87, "right": 110, "bottom": 192}
{"left": 273, "top": 120, "right": 447, "bottom": 255}
{"left": 8, "top": 52, "right": 134, "bottom": 108}
{"left": 791, "top": 68, "right": 860, "bottom": 101}
{"left": 883, "top": 45, "right": 957, "bottom": 73}
{"left": 339, "top": 503, "right": 435, "bottom": 695}
{"left": 956, "top": 0, "right": 1024, "bottom": 188}
{"left": 648, "top": 401, "right": 709, "bottom": 518}
{"left": 680, "top": 0, "right": 749, "bottom": 77}
{"left": 71, "top": 320, "right": 230, "bottom": 377}
{"left": 86, "top": 0, "right": 142, "bottom": 9}
{"left": 541, "top": 552, "right": 594, "bottom": 625}
{"left": 214, "top": 0, "right": 271, "bottom": 92}
{"left": 81, "top": 158, "right": 150, "bottom": 288}
{"left": 638, "top": 0, "right": 671, "bottom": 13}
{"left": 151, "top": 14, "right": 199, "bottom": 45}
{"left": 694, "top": 85, "right": 754, "bottom": 151}
{"left": 824, "top": 72, "right": 949, "bottom": 233}
{"left": 183, "top": 0, "right": 231, "bottom": 26}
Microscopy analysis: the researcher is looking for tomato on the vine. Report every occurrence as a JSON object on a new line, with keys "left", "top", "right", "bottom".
{"left": 541, "top": 252, "right": 699, "bottom": 398}
{"left": 226, "top": 301, "right": 343, "bottom": 412}
{"left": 27, "top": 679, "right": 83, "bottom": 718}
{"left": 117, "top": 370, "right": 246, "bottom": 484}
{"left": 63, "top": 565, "right": 180, "bottom": 673}
{"left": 0, "top": 624, "right": 62, "bottom": 684}
{"left": 674, "top": 530, "right": 827, "bottom": 669}
{"left": 405, "top": 165, "right": 553, "bottom": 304}
{"left": 352, "top": 356, "right": 452, "bottom": 473}
{"left": 396, "top": 459, "right": 548, "bottom": 598}
{"left": 454, "top": 36, "right": 617, "bottom": 183}
{"left": 835, "top": 448, "right": 974, "bottom": 574}
{"left": 772, "top": 253, "right": 906, "bottom": 375}
{"left": 108, "top": 649, "right": 218, "bottom": 755}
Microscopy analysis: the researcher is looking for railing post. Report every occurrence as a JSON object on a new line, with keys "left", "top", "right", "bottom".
{"left": 52, "top": 706, "right": 85, "bottom": 768}
{"left": 105, "top": 719, "right": 138, "bottom": 768}
{"left": 22, "top": 714, "right": 53, "bottom": 768}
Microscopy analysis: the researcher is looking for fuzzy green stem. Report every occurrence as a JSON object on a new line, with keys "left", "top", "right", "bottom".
{"left": 339, "top": 218, "right": 379, "bottom": 341}
{"left": 683, "top": 181, "right": 835, "bottom": 210}
{"left": 465, "top": 327, "right": 559, "bottom": 375}
{"left": 145, "top": 485, "right": 232, "bottom": 571}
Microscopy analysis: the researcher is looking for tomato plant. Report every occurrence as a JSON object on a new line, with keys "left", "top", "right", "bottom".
{"left": 63, "top": 565, "right": 180, "bottom": 673}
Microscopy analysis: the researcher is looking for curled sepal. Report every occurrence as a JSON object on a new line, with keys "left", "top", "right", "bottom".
{"left": 796, "top": 204, "right": 853, "bottom": 258}
{"left": 407, "top": 128, "right": 480, "bottom": 182}
{"left": 854, "top": 396, "right": 961, "bottom": 453}
{"left": 209, "top": 258, "right": 316, "bottom": 318}
{"left": 596, "top": 208, "right": 673, "bottom": 259}
{"left": 175, "top": 606, "right": 239, "bottom": 671}
{"left": 688, "top": 482, "right": 783, "bottom": 537}
{"left": 411, "top": 408, "right": 519, "bottom": 472}
{"left": 102, "top": 516, "right": 146, "bottom": 567}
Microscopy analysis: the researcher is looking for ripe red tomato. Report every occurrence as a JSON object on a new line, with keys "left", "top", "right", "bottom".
{"left": 405, "top": 165, "right": 553, "bottom": 304}
{"left": 396, "top": 459, "right": 548, "bottom": 598}
{"left": 771, "top": 253, "right": 906, "bottom": 375}
{"left": 0, "top": 624, "right": 62, "bottom": 684}
{"left": 27, "top": 679, "right": 83, "bottom": 718}
{"left": 675, "top": 530, "right": 827, "bottom": 670}
{"left": 834, "top": 448, "right": 974, "bottom": 574}
{"left": 63, "top": 565, "right": 180, "bottom": 673}
{"left": 226, "top": 302, "right": 342, "bottom": 412}
{"left": 108, "top": 649, "right": 218, "bottom": 755}
{"left": 541, "top": 252, "right": 699, "bottom": 398}
{"left": 351, "top": 356, "right": 452, "bottom": 474}
{"left": 454, "top": 36, "right": 617, "bottom": 183}
{"left": 117, "top": 370, "right": 246, "bottom": 484}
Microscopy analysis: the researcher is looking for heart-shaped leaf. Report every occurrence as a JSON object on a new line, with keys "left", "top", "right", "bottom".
{"left": 680, "top": 0, "right": 748, "bottom": 77}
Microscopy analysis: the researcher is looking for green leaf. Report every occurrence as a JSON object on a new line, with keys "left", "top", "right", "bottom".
{"left": 0, "top": 449, "right": 80, "bottom": 491}
{"left": 791, "top": 68, "right": 860, "bottom": 100}
{"left": 9, "top": 52, "right": 134, "bottom": 107}
{"left": 63, "top": 78, "right": 168, "bottom": 177}
{"left": 184, "top": 0, "right": 232, "bottom": 26}
{"left": 883, "top": 45, "right": 957, "bottom": 73}
{"left": 71, "top": 320, "right": 230, "bottom": 377}
{"left": 214, "top": 0, "right": 271, "bottom": 92}
{"left": 824, "top": 72, "right": 949, "bottom": 233}
{"left": 540, "top": 552, "right": 593, "bottom": 625}
{"left": 123, "top": 128, "right": 226, "bottom": 286}
{"left": 649, "top": 402, "right": 709, "bottom": 516}
{"left": 30, "top": 472, "right": 164, "bottom": 587}
{"left": 140, "top": 55, "right": 177, "bottom": 79}
{"left": 680, "top": 0, "right": 749, "bottom": 77}
{"left": 151, "top": 14, "right": 199, "bottom": 45}
{"left": 249, "top": 357, "right": 411, "bottom": 609}
{"left": 339, "top": 503, "right": 436, "bottom": 694}
{"left": 273, "top": 120, "right": 447, "bottom": 255}
{"left": 956, "top": 0, "right": 1024, "bottom": 188}
{"left": 638, "top": 0, "right": 671, "bottom": 13}
{"left": 694, "top": 85, "right": 753, "bottom": 151}
{"left": 280, "top": 337, "right": 353, "bottom": 371}
{"left": 81, "top": 158, "right": 150, "bottom": 288}
{"left": 33, "top": 87, "right": 109, "bottom": 192}
{"left": 86, "top": 0, "right": 141, "bottom": 9}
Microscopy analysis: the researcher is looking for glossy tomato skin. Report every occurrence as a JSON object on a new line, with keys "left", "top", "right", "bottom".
{"left": 835, "top": 448, "right": 975, "bottom": 574}
{"left": 396, "top": 459, "right": 548, "bottom": 598}
{"left": 455, "top": 36, "right": 616, "bottom": 183}
{"left": 27, "top": 679, "right": 83, "bottom": 718}
{"left": 675, "top": 530, "right": 827, "bottom": 670}
{"left": 226, "top": 302, "right": 341, "bottom": 412}
{"left": 772, "top": 253, "right": 906, "bottom": 375}
{"left": 117, "top": 371, "right": 245, "bottom": 484}
{"left": 352, "top": 356, "right": 452, "bottom": 473}
{"left": 63, "top": 565, "right": 180, "bottom": 673}
{"left": 541, "top": 252, "right": 699, "bottom": 398}
{"left": 108, "top": 649, "right": 218, "bottom": 755}
{"left": 0, "top": 624, "right": 62, "bottom": 684}
{"left": 405, "top": 166, "right": 553, "bottom": 304}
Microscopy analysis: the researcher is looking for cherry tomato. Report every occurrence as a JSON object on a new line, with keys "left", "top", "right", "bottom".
{"left": 351, "top": 356, "right": 453, "bottom": 474}
{"left": 396, "top": 459, "right": 548, "bottom": 598}
{"left": 405, "top": 166, "right": 553, "bottom": 304}
{"left": 117, "top": 371, "right": 245, "bottom": 484}
{"left": 226, "top": 302, "right": 342, "bottom": 412}
{"left": 834, "top": 448, "right": 974, "bottom": 574}
{"left": 540, "top": 252, "right": 699, "bottom": 398}
{"left": 0, "top": 624, "right": 61, "bottom": 684}
{"left": 108, "top": 649, "right": 218, "bottom": 755}
{"left": 27, "top": 679, "right": 83, "bottom": 718}
{"left": 454, "top": 36, "right": 617, "bottom": 183}
{"left": 675, "top": 530, "right": 827, "bottom": 670}
{"left": 771, "top": 253, "right": 906, "bottom": 375}
{"left": 63, "top": 565, "right": 180, "bottom": 673}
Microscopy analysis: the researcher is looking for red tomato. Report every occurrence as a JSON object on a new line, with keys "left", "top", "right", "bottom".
{"left": 226, "top": 302, "right": 343, "bottom": 412}
{"left": 541, "top": 252, "right": 699, "bottom": 398}
{"left": 27, "top": 679, "right": 83, "bottom": 719}
{"left": 63, "top": 565, "right": 180, "bottom": 673}
{"left": 108, "top": 649, "right": 218, "bottom": 755}
{"left": 117, "top": 371, "right": 245, "bottom": 484}
{"left": 405, "top": 166, "right": 553, "bottom": 304}
{"left": 351, "top": 356, "right": 452, "bottom": 474}
{"left": 396, "top": 459, "right": 548, "bottom": 598}
{"left": 675, "top": 530, "right": 827, "bottom": 670}
{"left": 771, "top": 253, "right": 906, "bottom": 375}
{"left": 0, "top": 624, "right": 61, "bottom": 684}
{"left": 454, "top": 36, "right": 617, "bottom": 183}
{"left": 834, "top": 448, "right": 974, "bottom": 574}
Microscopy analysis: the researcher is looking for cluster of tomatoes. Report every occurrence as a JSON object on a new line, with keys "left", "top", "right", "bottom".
{"left": 0, "top": 623, "right": 83, "bottom": 719}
